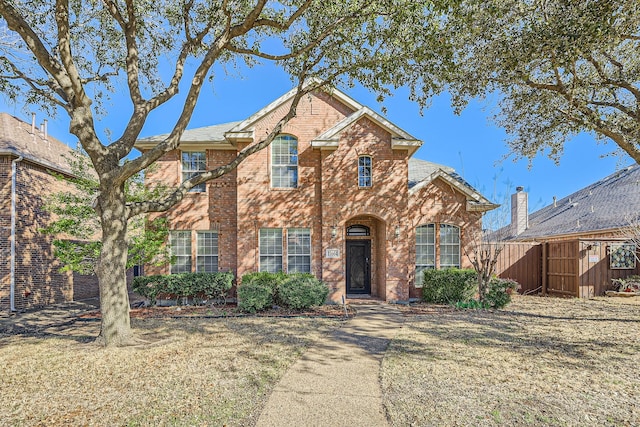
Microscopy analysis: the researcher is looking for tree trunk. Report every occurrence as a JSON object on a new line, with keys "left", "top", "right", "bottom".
{"left": 95, "top": 183, "right": 133, "bottom": 346}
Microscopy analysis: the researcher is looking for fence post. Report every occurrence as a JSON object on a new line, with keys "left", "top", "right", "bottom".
{"left": 541, "top": 242, "right": 548, "bottom": 296}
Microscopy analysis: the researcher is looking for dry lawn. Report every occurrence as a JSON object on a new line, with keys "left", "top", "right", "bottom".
{"left": 0, "top": 315, "right": 341, "bottom": 426}
{"left": 382, "top": 295, "right": 640, "bottom": 426}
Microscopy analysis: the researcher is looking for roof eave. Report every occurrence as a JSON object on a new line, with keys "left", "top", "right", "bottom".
{"left": 0, "top": 148, "right": 73, "bottom": 176}
{"left": 311, "top": 139, "right": 339, "bottom": 150}
{"left": 392, "top": 138, "right": 422, "bottom": 156}
{"left": 467, "top": 201, "right": 500, "bottom": 212}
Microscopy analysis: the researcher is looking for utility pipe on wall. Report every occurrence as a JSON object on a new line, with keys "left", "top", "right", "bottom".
{"left": 10, "top": 156, "right": 23, "bottom": 312}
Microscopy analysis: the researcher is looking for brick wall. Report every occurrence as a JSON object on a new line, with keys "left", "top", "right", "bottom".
{"left": 407, "top": 177, "right": 483, "bottom": 299}
{"left": 0, "top": 157, "right": 99, "bottom": 311}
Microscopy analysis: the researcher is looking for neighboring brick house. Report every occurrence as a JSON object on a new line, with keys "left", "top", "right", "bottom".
{"left": 137, "top": 87, "right": 497, "bottom": 302}
{"left": 0, "top": 113, "right": 99, "bottom": 311}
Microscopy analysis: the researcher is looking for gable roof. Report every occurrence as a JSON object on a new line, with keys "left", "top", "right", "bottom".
{"left": 408, "top": 158, "right": 498, "bottom": 212}
{"left": 0, "top": 113, "right": 73, "bottom": 174}
{"left": 225, "top": 84, "right": 364, "bottom": 141}
{"left": 310, "top": 106, "right": 422, "bottom": 154}
{"left": 508, "top": 164, "right": 640, "bottom": 240}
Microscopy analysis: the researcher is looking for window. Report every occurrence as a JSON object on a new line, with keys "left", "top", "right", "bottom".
{"left": 347, "top": 224, "right": 370, "bottom": 236}
{"left": 170, "top": 231, "right": 192, "bottom": 274}
{"left": 358, "top": 156, "right": 372, "bottom": 187}
{"left": 271, "top": 135, "right": 298, "bottom": 188}
{"left": 287, "top": 228, "right": 311, "bottom": 273}
{"left": 415, "top": 224, "right": 435, "bottom": 285}
{"left": 196, "top": 231, "right": 219, "bottom": 272}
{"left": 440, "top": 224, "right": 460, "bottom": 268}
{"left": 259, "top": 228, "right": 283, "bottom": 273}
{"left": 182, "top": 151, "right": 206, "bottom": 192}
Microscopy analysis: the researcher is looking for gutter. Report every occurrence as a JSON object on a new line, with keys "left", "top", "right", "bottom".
{"left": 10, "top": 156, "right": 23, "bottom": 312}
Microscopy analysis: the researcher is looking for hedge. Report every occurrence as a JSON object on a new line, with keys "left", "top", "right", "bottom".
{"left": 421, "top": 268, "right": 476, "bottom": 304}
{"left": 238, "top": 272, "right": 329, "bottom": 312}
{"left": 132, "top": 272, "right": 234, "bottom": 305}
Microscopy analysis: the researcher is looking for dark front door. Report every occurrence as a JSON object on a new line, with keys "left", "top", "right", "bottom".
{"left": 346, "top": 240, "right": 371, "bottom": 294}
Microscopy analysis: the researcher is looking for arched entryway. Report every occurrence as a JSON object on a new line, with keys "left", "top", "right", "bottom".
{"left": 345, "top": 215, "right": 387, "bottom": 298}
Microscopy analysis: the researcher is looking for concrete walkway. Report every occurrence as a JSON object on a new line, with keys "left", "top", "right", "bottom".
{"left": 256, "top": 304, "right": 405, "bottom": 427}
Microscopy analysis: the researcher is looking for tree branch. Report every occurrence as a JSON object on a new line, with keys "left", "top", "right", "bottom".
{"left": 127, "top": 78, "right": 325, "bottom": 217}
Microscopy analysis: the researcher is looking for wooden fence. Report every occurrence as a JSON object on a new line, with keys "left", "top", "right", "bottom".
{"left": 494, "top": 242, "right": 541, "bottom": 295}
{"left": 493, "top": 239, "right": 640, "bottom": 297}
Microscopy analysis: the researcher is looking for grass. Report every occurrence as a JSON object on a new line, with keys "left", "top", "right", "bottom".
{"left": 382, "top": 295, "right": 640, "bottom": 426}
{"left": 2, "top": 296, "right": 639, "bottom": 426}
{"left": 0, "top": 316, "right": 341, "bottom": 426}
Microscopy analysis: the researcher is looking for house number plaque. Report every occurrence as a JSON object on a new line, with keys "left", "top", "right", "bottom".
{"left": 326, "top": 249, "right": 340, "bottom": 258}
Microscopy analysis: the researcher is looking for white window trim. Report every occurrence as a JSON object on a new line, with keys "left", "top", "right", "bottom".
{"left": 415, "top": 224, "right": 435, "bottom": 287}
{"left": 286, "top": 228, "right": 311, "bottom": 273}
{"left": 259, "top": 228, "right": 284, "bottom": 273}
{"left": 439, "top": 224, "right": 461, "bottom": 269}
{"left": 196, "top": 231, "right": 219, "bottom": 273}
{"left": 271, "top": 135, "right": 298, "bottom": 189}
{"left": 181, "top": 151, "right": 207, "bottom": 193}
{"left": 170, "top": 230, "right": 192, "bottom": 274}
{"left": 358, "top": 155, "right": 372, "bottom": 188}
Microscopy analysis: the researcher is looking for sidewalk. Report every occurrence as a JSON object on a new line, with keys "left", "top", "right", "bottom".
{"left": 256, "top": 303, "right": 405, "bottom": 427}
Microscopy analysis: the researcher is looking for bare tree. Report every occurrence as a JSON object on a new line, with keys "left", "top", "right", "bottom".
{"left": 0, "top": 0, "right": 451, "bottom": 345}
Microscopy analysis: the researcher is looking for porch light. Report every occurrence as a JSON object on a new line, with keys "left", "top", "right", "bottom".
{"left": 331, "top": 225, "right": 338, "bottom": 239}
{"left": 395, "top": 225, "right": 401, "bottom": 238}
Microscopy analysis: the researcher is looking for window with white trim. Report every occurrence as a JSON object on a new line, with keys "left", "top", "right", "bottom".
{"left": 271, "top": 135, "right": 298, "bottom": 188}
{"left": 196, "top": 231, "right": 218, "bottom": 272}
{"left": 182, "top": 151, "right": 207, "bottom": 192}
{"left": 440, "top": 224, "right": 461, "bottom": 268}
{"left": 287, "top": 228, "right": 311, "bottom": 273}
{"left": 358, "top": 156, "right": 372, "bottom": 187}
{"left": 259, "top": 228, "right": 283, "bottom": 273}
{"left": 415, "top": 224, "right": 435, "bottom": 285}
{"left": 170, "top": 231, "right": 192, "bottom": 274}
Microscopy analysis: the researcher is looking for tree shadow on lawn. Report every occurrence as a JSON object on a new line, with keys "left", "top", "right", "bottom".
{"left": 393, "top": 309, "right": 639, "bottom": 371}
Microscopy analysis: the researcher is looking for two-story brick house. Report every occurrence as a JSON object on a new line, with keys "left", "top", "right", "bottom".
{"left": 137, "top": 87, "right": 496, "bottom": 302}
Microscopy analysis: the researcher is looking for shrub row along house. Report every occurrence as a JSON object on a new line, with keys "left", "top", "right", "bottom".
{"left": 0, "top": 113, "right": 98, "bottom": 311}
{"left": 136, "top": 87, "right": 497, "bottom": 302}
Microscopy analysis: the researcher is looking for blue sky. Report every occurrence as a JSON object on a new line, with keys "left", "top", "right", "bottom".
{"left": 1, "top": 62, "right": 632, "bottom": 215}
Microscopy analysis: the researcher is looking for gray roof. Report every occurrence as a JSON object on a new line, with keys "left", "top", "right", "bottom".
{"left": 138, "top": 121, "right": 242, "bottom": 143}
{"left": 0, "top": 113, "right": 73, "bottom": 174}
{"left": 408, "top": 158, "right": 454, "bottom": 188}
{"left": 512, "top": 164, "right": 640, "bottom": 239}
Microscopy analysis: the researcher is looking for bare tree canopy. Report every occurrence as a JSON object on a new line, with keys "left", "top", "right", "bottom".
{"left": 0, "top": 0, "right": 452, "bottom": 345}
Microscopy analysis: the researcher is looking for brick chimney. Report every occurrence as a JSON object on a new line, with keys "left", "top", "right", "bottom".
{"left": 511, "top": 186, "right": 528, "bottom": 236}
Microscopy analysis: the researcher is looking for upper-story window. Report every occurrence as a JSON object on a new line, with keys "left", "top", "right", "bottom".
{"left": 358, "top": 156, "right": 372, "bottom": 187}
{"left": 182, "top": 151, "right": 206, "bottom": 192}
{"left": 271, "top": 135, "right": 298, "bottom": 188}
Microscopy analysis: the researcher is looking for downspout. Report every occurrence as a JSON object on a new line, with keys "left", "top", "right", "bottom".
{"left": 10, "top": 156, "right": 23, "bottom": 312}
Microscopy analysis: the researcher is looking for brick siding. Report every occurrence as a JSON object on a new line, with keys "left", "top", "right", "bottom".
{"left": 143, "top": 91, "right": 485, "bottom": 302}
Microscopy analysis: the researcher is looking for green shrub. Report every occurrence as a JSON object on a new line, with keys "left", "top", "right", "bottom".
{"left": 421, "top": 268, "right": 476, "bottom": 304}
{"left": 484, "top": 278, "right": 519, "bottom": 309}
{"left": 238, "top": 272, "right": 329, "bottom": 312}
{"left": 132, "top": 272, "right": 234, "bottom": 305}
{"left": 277, "top": 274, "right": 329, "bottom": 309}
{"left": 237, "top": 280, "right": 275, "bottom": 313}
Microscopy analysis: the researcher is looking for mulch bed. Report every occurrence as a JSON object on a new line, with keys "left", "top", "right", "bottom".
{"left": 78, "top": 303, "right": 355, "bottom": 320}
